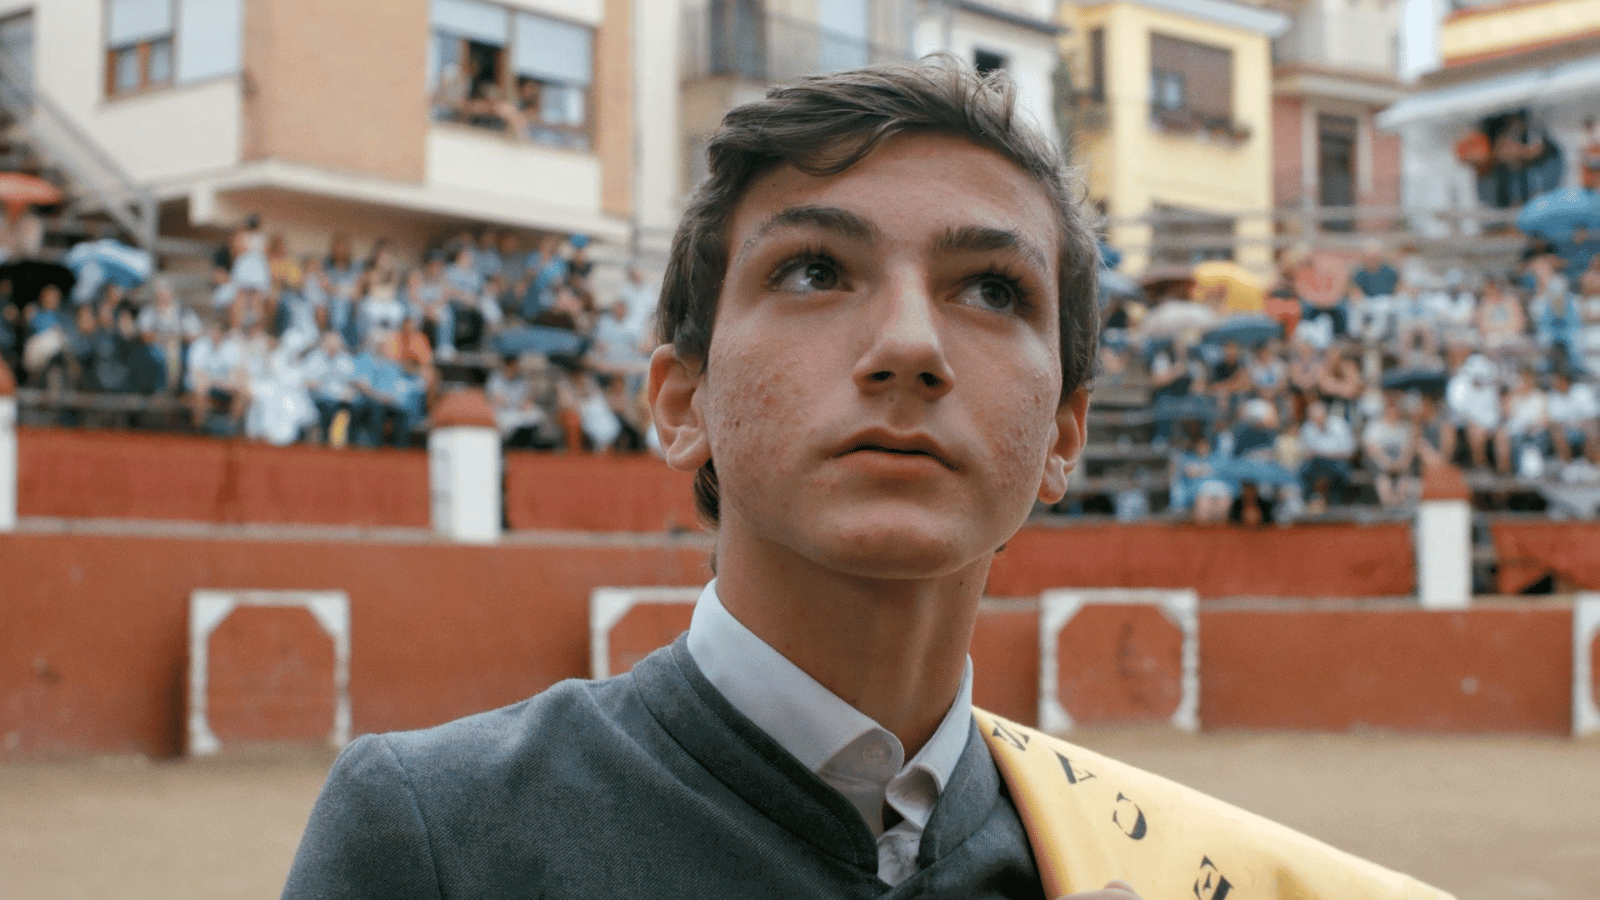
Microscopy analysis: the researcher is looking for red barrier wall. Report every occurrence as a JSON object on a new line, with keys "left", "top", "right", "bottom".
{"left": 1200, "top": 602, "right": 1574, "bottom": 734}
{"left": 17, "top": 428, "right": 430, "bottom": 527}
{"left": 1492, "top": 520, "right": 1600, "bottom": 594}
{"left": 991, "top": 522, "right": 1414, "bottom": 599}
{"left": 1, "top": 530, "right": 710, "bottom": 757}
{"left": 504, "top": 453, "right": 700, "bottom": 533}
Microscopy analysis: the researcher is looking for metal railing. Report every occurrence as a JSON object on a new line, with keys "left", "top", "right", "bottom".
{"left": 682, "top": 5, "right": 910, "bottom": 85}
{"left": 0, "top": 59, "right": 158, "bottom": 250}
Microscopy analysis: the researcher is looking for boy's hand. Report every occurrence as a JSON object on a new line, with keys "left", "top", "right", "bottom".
{"left": 1056, "top": 881, "right": 1140, "bottom": 900}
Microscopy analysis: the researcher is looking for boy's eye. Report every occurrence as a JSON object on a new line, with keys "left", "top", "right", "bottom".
{"left": 956, "top": 276, "right": 1026, "bottom": 315}
{"left": 774, "top": 258, "right": 841, "bottom": 293}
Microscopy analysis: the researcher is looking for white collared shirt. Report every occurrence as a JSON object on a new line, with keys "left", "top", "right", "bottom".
{"left": 686, "top": 581, "right": 974, "bottom": 886}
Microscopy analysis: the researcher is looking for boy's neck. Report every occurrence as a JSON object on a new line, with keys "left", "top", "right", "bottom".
{"left": 714, "top": 539, "right": 989, "bottom": 759}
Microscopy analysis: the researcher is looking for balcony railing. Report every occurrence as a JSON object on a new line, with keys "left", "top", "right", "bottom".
{"left": 682, "top": 6, "right": 909, "bottom": 84}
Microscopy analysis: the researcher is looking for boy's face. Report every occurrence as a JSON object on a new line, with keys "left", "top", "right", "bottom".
{"left": 653, "top": 131, "right": 1087, "bottom": 580}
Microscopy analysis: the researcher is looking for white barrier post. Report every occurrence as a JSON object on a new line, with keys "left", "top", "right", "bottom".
{"left": 427, "top": 389, "right": 501, "bottom": 543}
{"left": 0, "top": 364, "right": 15, "bottom": 532}
{"left": 1575, "top": 593, "right": 1600, "bottom": 738}
{"left": 1416, "top": 464, "right": 1471, "bottom": 609}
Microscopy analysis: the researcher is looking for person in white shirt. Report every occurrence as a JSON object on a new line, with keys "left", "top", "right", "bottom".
{"left": 1545, "top": 368, "right": 1599, "bottom": 467}
{"left": 1499, "top": 368, "right": 1548, "bottom": 477}
{"left": 1298, "top": 400, "right": 1356, "bottom": 511}
{"left": 1362, "top": 394, "right": 1417, "bottom": 508}
{"left": 1446, "top": 354, "right": 1504, "bottom": 471}
{"left": 300, "top": 330, "right": 357, "bottom": 444}
{"left": 184, "top": 319, "right": 247, "bottom": 430}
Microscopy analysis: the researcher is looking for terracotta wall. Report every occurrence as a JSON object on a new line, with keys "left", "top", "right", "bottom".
{"left": 17, "top": 429, "right": 430, "bottom": 527}
{"left": 1492, "top": 520, "right": 1600, "bottom": 594}
{"left": 3, "top": 526, "right": 1577, "bottom": 758}
{"left": 990, "top": 521, "right": 1414, "bottom": 599}
{"left": 242, "top": 0, "right": 429, "bottom": 181}
{"left": 1, "top": 531, "right": 710, "bottom": 758}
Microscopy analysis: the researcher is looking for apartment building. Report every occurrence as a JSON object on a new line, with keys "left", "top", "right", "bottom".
{"left": 679, "top": 0, "right": 1062, "bottom": 187}
{"left": 0, "top": 0, "right": 682, "bottom": 265}
{"left": 1059, "top": 0, "right": 1287, "bottom": 274}
{"left": 1379, "top": 0, "right": 1600, "bottom": 232}
{"left": 1270, "top": 0, "right": 1405, "bottom": 238}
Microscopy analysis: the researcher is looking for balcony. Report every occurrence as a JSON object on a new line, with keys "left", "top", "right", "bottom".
{"left": 681, "top": 6, "right": 909, "bottom": 86}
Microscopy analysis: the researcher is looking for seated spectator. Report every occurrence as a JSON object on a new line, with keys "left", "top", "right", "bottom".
{"left": 1546, "top": 368, "right": 1599, "bottom": 468}
{"left": 1581, "top": 254, "right": 1600, "bottom": 301}
{"left": 408, "top": 254, "right": 452, "bottom": 353}
{"left": 360, "top": 268, "right": 409, "bottom": 336}
{"left": 591, "top": 299, "right": 647, "bottom": 379}
{"left": 1477, "top": 277, "right": 1529, "bottom": 360}
{"left": 301, "top": 330, "right": 357, "bottom": 446}
{"left": 184, "top": 319, "right": 248, "bottom": 432}
{"left": 1316, "top": 345, "right": 1365, "bottom": 423}
{"left": 1562, "top": 225, "right": 1598, "bottom": 278}
{"left": 1350, "top": 241, "right": 1400, "bottom": 300}
{"left": 352, "top": 336, "right": 422, "bottom": 448}
{"left": 487, "top": 354, "right": 559, "bottom": 450}
{"left": 1392, "top": 283, "right": 1440, "bottom": 358}
{"left": 230, "top": 214, "right": 270, "bottom": 293}
{"left": 1247, "top": 339, "right": 1288, "bottom": 414}
{"left": 1500, "top": 368, "right": 1548, "bottom": 478}
{"left": 324, "top": 233, "right": 365, "bottom": 299}
{"left": 1437, "top": 271, "right": 1479, "bottom": 350}
{"left": 1169, "top": 432, "right": 1230, "bottom": 519}
{"left": 555, "top": 357, "right": 621, "bottom": 454}
{"left": 1207, "top": 340, "right": 1251, "bottom": 413}
{"left": 520, "top": 235, "right": 567, "bottom": 320}
{"left": 21, "top": 284, "right": 69, "bottom": 389}
{"left": 1230, "top": 398, "right": 1279, "bottom": 460}
{"left": 1298, "top": 400, "right": 1356, "bottom": 512}
{"left": 1227, "top": 481, "right": 1276, "bottom": 528}
{"left": 1447, "top": 354, "right": 1504, "bottom": 472}
{"left": 1362, "top": 394, "right": 1417, "bottom": 508}
{"left": 245, "top": 332, "right": 316, "bottom": 446}
{"left": 136, "top": 278, "right": 203, "bottom": 393}
{"left": 619, "top": 264, "right": 658, "bottom": 339}
{"left": 1533, "top": 279, "right": 1583, "bottom": 363}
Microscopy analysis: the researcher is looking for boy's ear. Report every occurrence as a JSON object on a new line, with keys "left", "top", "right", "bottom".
{"left": 649, "top": 343, "right": 713, "bottom": 472}
{"left": 1037, "top": 388, "right": 1090, "bottom": 504}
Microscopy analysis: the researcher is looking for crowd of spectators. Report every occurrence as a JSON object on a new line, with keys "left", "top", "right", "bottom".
{"left": 1101, "top": 235, "right": 1600, "bottom": 524}
{"left": 2, "top": 213, "right": 659, "bottom": 454}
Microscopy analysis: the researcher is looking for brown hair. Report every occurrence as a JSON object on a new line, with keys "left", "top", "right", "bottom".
{"left": 658, "top": 57, "right": 1100, "bottom": 527}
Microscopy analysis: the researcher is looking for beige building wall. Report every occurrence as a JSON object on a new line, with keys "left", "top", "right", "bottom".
{"left": 595, "top": 0, "right": 634, "bottom": 220}
{"left": 241, "top": 0, "right": 430, "bottom": 183}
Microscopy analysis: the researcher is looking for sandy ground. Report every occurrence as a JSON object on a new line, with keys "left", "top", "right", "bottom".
{"left": 1, "top": 731, "right": 1596, "bottom": 900}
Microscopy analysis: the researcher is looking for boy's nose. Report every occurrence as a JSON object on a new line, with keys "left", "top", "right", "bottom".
{"left": 852, "top": 283, "right": 955, "bottom": 399}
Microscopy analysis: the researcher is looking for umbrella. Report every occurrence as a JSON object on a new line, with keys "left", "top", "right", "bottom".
{"left": 0, "top": 259, "right": 74, "bottom": 312}
{"left": 1516, "top": 186, "right": 1600, "bottom": 244}
{"left": 0, "top": 172, "right": 62, "bottom": 214}
{"left": 1192, "top": 260, "right": 1265, "bottom": 313}
{"left": 1380, "top": 367, "right": 1449, "bottom": 397}
{"left": 1201, "top": 313, "right": 1283, "bottom": 348}
{"left": 491, "top": 325, "right": 586, "bottom": 359}
{"left": 1137, "top": 300, "right": 1216, "bottom": 339}
{"left": 63, "top": 239, "right": 152, "bottom": 304}
{"left": 1097, "top": 268, "right": 1141, "bottom": 301}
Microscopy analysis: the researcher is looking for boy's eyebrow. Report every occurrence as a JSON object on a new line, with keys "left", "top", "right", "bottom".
{"left": 934, "top": 224, "right": 1051, "bottom": 275}
{"left": 736, "top": 205, "right": 878, "bottom": 263}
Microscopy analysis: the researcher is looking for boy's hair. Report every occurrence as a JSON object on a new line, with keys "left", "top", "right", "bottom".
{"left": 658, "top": 57, "right": 1101, "bottom": 527}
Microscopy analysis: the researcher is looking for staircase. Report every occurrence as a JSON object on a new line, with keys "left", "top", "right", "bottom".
{"left": 0, "top": 58, "right": 158, "bottom": 251}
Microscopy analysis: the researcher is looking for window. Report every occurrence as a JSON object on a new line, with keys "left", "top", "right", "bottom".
{"left": 1148, "top": 33, "right": 1232, "bottom": 132}
{"left": 817, "top": 0, "right": 869, "bottom": 72}
{"left": 1151, "top": 204, "right": 1235, "bottom": 266}
{"left": 1317, "top": 113, "right": 1357, "bottom": 232}
{"left": 974, "top": 48, "right": 1007, "bottom": 75}
{"left": 1087, "top": 28, "right": 1105, "bottom": 103}
{"left": 104, "top": 0, "right": 242, "bottom": 98}
{"left": 430, "top": 0, "right": 594, "bottom": 150}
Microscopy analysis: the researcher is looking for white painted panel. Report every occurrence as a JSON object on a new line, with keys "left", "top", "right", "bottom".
{"left": 177, "top": 0, "right": 241, "bottom": 83}
{"left": 89, "top": 77, "right": 241, "bottom": 182}
{"left": 426, "top": 126, "right": 601, "bottom": 215}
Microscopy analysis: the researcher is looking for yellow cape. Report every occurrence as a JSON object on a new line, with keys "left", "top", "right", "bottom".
{"left": 973, "top": 709, "right": 1456, "bottom": 900}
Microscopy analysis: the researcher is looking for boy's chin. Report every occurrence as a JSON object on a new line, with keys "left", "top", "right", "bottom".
{"left": 804, "top": 516, "right": 1004, "bottom": 582}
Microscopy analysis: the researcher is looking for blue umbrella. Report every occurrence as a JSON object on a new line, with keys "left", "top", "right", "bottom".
{"left": 1201, "top": 313, "right": 1282, "bottom": 348}
{"left": 64, "top": 239, "right": 152, "bottom": 305}
{"left": 1516, "top": 186, "right": 1600, "bottom": 244}
{"left": 1381, "top": 367, "right": 1449, "bottom": 396}
{"left": 1098, "top": 267, "right": 1141, "bottom": 301}
{"left": 491, "top": 325, "right": 587, "bottom": 359}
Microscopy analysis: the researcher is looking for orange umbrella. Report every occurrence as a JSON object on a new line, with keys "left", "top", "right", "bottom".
{"left": 0, "top": 172, "right": 63, "bottom": 214}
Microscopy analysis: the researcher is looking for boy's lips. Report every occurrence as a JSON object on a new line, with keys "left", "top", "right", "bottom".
{"left": 835, "top": 429, "right": 959, "bottom": 470}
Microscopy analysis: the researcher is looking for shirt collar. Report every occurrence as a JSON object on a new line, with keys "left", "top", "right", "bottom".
{"left": 685, "top": 580, "right": 972, "bottom": 799}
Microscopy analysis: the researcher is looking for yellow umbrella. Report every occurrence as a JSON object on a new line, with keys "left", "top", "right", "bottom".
{"left": 1191, "top": 260, "right": 1265, "bottom": 314}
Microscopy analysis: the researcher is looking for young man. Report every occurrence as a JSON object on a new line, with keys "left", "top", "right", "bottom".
{"left": 283, "top": 62, "right": 1450, "bottom": 900}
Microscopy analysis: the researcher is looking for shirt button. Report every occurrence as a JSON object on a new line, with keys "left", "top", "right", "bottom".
{"left": 863, "top": 737, "right": 891, "bottom": 767}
